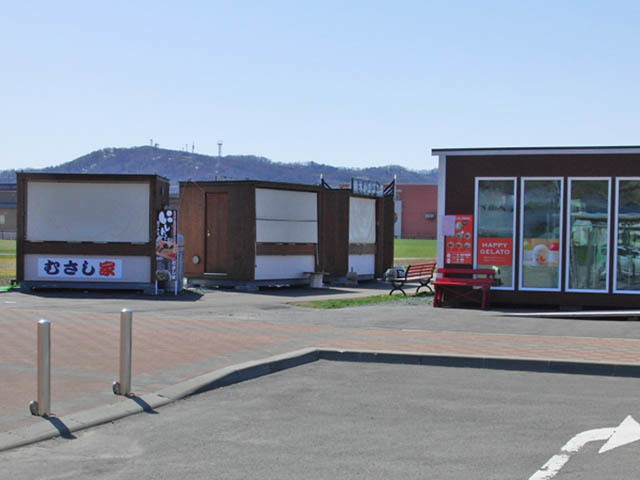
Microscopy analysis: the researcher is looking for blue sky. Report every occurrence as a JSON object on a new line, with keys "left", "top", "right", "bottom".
{"left": 2, "top": 1, "right": 639, "bottom": 172}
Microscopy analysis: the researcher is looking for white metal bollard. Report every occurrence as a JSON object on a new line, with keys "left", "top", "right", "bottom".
{"left": 113, "top": 309, "right": 133, "bottom": 396}
{"left": 29, "top": 319, "right": 51, "bottom": 416}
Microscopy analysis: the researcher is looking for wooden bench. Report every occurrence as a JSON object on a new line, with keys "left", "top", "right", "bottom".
{"left": 387, "top": 260, "right": 437, "bottom": 296}
{"left": 433, "top": 268, "right": 497, "bottom": 309}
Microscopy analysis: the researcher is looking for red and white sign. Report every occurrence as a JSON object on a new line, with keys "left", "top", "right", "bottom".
{"left": 445, "top": 214, "right": 473, "bottom": 265}
{"left": 37, "top": 257, "right": 123, "bottom": 279}
{"left": 477, "top": 238, "right": 513, "bottom": 266}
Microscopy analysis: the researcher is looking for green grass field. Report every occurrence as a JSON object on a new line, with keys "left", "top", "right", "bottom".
{"left": 0, "top": 240, "right": 15, "bottom": 255}
{"left": 394, "top": 238, "right": 436, "bottom": 262}
{"left": 0, "top": 240, "right": 16, "bottom": 286}
{"left": 0, "top": 238, "right": 437, "bottom": 287}
{"left": 294, "top": 294, "right": 409, "bottom": 309}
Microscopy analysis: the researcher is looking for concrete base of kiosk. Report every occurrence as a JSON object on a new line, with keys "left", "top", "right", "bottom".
{"left": 20, "top": 281, "right": 157, "bottom": 295}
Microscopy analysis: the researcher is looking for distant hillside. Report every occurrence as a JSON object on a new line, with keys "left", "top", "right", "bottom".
{"left": 0, "top": 146, "right": 438, "bottom": 191}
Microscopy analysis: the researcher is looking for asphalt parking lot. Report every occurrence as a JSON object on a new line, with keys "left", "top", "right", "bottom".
{"left": 2, "top": 282, "right": 640, "bottom": 478}
{"left": 2, "top": 360, "right": 639, "bottom": 479}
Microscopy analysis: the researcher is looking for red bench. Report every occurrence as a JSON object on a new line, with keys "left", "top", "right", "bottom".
{"left": 387, "top": 260, "right": 437, "bottom": 296}
{"left": 433, "top": 268, "right": 497, "bottom": 309}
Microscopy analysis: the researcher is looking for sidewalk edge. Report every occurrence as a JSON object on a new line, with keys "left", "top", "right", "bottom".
{"left": 2, "top": 348, "right": 639, "bottom": 453}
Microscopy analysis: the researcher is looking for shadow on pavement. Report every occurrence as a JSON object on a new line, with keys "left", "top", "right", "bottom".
{"left": 129, "top": 396, "right": 158, "bottom": 414}
{"left": 45, "top": 416, "right": 77, "bottom": 440}
{"left": 248, "top": 281, "right": 392, "bottom": 298}
{"left": 13, "top": 288, "right": 203, "bottom": 302}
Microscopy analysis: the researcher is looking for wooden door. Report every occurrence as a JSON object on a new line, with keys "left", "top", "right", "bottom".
{"left": 205, "top": 192, "right": 230, "bottom": 273}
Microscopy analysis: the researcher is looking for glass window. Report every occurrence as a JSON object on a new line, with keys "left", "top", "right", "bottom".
{"left": 475, "top": 178, "right": 516, "bottom": 289}
{"left": 615, "top": 179, "right": 640, "bottom": 292}
{"left": 566, "top": 179, "right": 610, "bottom": 292}
{"left": 520, "top": 179, "right": 563, "bottom": 290}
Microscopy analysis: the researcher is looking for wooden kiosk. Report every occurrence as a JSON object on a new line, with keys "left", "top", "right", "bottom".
{"left": 17, "top": 173, "right": 170, "bottom": 293}
{"left": 319, "top": 179, "right": 394, "bottom": 282}
{"left": 180, "top": 180, "right": 323, "bottom": 288}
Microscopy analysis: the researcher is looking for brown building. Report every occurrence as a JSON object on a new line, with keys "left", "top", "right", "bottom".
{"left": 179, "top": 180, "right": 394, "bottom": 287}
{"left": 17, "top": 173, "right": 170, "bottom": 293}
{"left": 0, "top": 184, "right": 17, "bottom": 239}
{"left": 433, "top": 146, "right": 640, "bottom": 308}
{"left": 320, "top": 186, "right": 394, "bottom": 280}
{"left": 395, "top": 184, "right": 438, "bottom": 239}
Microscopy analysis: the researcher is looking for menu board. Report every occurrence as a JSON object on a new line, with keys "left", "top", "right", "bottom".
{"left": 445, "top": 214, "right": 473, "bottom": 265}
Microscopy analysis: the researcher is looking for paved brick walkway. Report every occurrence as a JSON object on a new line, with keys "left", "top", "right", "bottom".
{"left": 3, "top": 287, "right": 640, "bottom": 434}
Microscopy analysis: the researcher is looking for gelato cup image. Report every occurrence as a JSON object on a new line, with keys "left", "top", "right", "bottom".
{"left": 533, "top": 244, "right": 550, "bottom": 265}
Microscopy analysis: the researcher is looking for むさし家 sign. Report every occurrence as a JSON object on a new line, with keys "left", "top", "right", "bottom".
{"left": 37, "top": 257, "right": 123, "bottom": 279}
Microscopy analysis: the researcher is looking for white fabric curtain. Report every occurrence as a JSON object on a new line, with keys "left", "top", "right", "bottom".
{"left": 349, "top": 197, "right": 376, "bottom": 244}
{"left": 26, "top": 182, "right": 150, "bottom": 242}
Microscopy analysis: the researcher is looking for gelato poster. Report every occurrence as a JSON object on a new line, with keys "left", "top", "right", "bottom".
{"left": 445, "top": 214, "right": 473, "bottom": 265}
{"left": 477, "top": 238, "right": 513, "bottom": 266}
{"left": 522, "top": 238, "right": 560, "bottom": 267}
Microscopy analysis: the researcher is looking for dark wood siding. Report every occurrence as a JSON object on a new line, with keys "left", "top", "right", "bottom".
{"left": 256, "top": 243, "right": 316, "bottom": 255}
{"left": 446, "top": 153, "right": 640, "bottom": 214}
{"left": 16, "top": 175, "right": 26, "bottom": 281}
{"left": 378, "top": 195, "right": 395, "bottom": 276}
{"left": 350, "top": 244, "right": 376, "bottom": 255}
{"left": 319, "top": 189, "right": 350, "bottom": 276}
{"left": 179, "top": 183, "right": 206, "bottom": 277}
{"left": 180, "top": 180, "right": 393, "bottom": 282}
{"left": 205, "top": 192, "right": 231, "bottom": 273}
{"left": 180, "top": 182, "right": 255, "bottom": 281}
{"left": 16, "top": 173, "right": 168, "bottom": 284}
{"left": 180, "top": 180, "right": 323, "bottom": 282}
{"left": 444, "top": 152, "right": 640, "bottom": 308}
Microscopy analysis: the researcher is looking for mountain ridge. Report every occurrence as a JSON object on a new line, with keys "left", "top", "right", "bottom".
{"left": 0, "top": 146, "right": 438, "bottom": 190}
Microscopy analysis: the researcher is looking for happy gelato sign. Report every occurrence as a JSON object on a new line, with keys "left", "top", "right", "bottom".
{"left": 477, "top": 238, "right": 513, "bottom": 266}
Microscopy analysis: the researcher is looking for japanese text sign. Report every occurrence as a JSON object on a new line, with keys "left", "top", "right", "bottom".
{"left": 351, "top": 178, "right": 383, "bottom": 197}
{"left": 37, "top": 257, "right": 123, "bottom": 279}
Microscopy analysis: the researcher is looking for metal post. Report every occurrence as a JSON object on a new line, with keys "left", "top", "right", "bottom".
{"left": 29, "top": 319, "right": 51, "bottom": 416}
{"left": 113, "top": 309, "right": 132, "bottom": 396}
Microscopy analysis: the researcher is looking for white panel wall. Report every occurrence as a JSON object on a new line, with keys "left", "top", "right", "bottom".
{"left": 395, "top": 200, "right": 402, "bottom": 238}
{"left": 348, "top": 254, "right": 375, "bottom": 276}
{"left": 255, "top": 255, "right": 315, "bottom": 280}
{"left": 349, "top": 197, "right": 376, "bottom": 244}
{"left": 256, "top": 220, "right": 318, "bottom": 243}
{"left": 26, "top": 181, "right": 150, "bottom": 242}
{"left": 256, "top": 189, "right": 317, "bottom": 220}
{"left": 255, "top": 188, "right": 318, "bottom": 243}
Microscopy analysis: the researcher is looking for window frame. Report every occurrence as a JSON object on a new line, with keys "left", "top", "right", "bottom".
{"left": 613, "top": 177, "right": 640, "bottom": 294}
{"left": 474, "top": 177, "right": 517, "bottom": 291}
{"left": 518, "top": 177, "right": 564, "bottom": 292}
{"left": 564, "top": 177, "right": 611, "bottom": 293}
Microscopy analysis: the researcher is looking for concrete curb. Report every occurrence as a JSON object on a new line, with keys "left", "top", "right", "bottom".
{"left": 2, "top": 347, "right": 639, "bottom": 453}
{"left": 318, "top": 349, "right": 640, "bottom": 377}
